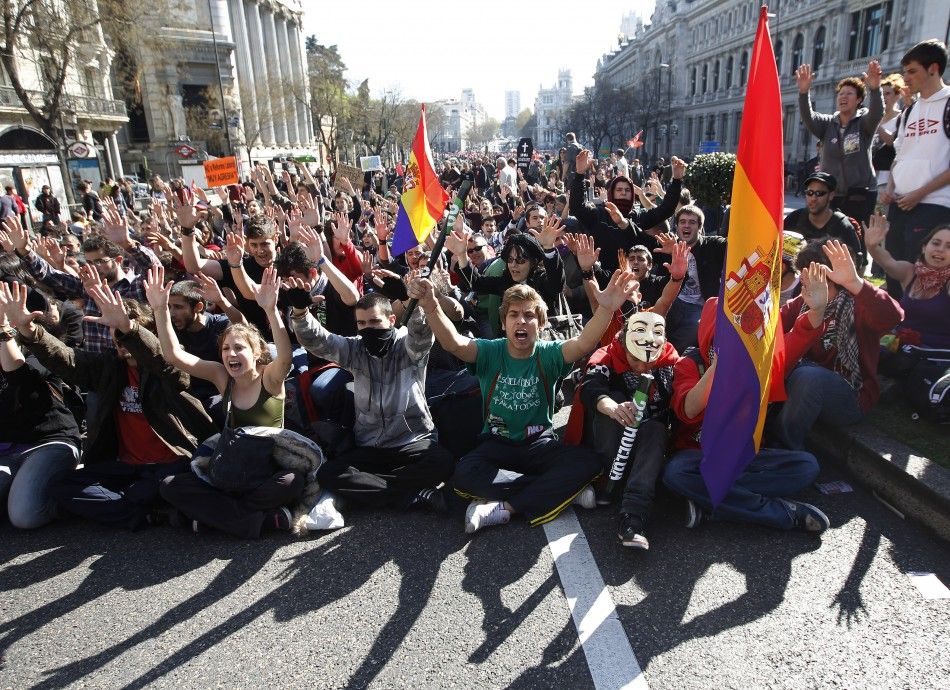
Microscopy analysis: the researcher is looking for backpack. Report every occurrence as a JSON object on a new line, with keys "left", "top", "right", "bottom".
{"left": 904, "top": 359, "right": 950, "bottom": 425}
{"left": 894, "top": 96, "right": 950, "bottom": 141}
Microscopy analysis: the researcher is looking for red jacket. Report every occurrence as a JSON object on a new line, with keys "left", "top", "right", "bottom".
{"left": 332, "top": 240, "right": 364, "bottom": 293}
{"left": 671, "top": 297, "right": 828, "bottom": 451}
{"left": 780, "top": 281, "right": 902, "bottom": 411}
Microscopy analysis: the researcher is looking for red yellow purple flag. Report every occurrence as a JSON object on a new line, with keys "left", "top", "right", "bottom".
{"left": 391, "top": 104, "right": 449, "bottom": 256}
{"left": 700, "top": 5, "right": 787, "bottom": 506}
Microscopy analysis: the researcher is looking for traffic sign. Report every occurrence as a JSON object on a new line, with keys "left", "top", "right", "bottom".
{"left": 175, "top": 144, "right": 199, "bottom": 159}
{"left": 699, "top": 141, "right": 720, "bottom": 153}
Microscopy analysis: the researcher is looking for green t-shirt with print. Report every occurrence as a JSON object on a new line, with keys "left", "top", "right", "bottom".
{"left": 469, "top": 338, "right": 571, "bottom": 442}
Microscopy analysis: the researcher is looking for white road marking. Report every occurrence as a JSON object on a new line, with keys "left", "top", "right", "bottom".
{"left": 544, "top": 510, "right": 649, "bottom": 690}
{"left": 907, "top": 572, "right": 950, "bottom": 599}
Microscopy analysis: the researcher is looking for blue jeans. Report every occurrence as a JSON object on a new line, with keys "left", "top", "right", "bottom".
{"left": 308, "top": 367, "right": 354, "bottom": 425}
{"left": 0, "top": 442, "right": 79, "bottom": 528}
{"left": 774, "top": 361, "right": 864, "bottom": 451}
{"left": 666, "top": 299, "right": 704, "bottom": 354}
{"left": 662, "top": 447, "right": 819, "bottom": 529}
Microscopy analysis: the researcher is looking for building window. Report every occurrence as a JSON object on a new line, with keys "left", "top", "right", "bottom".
{"left": 733, "top": 112, "right": 742, "bottom": 144}
{"left": 784, "top": 105, "right": 796, "bottom": 144}
{"left": 813, "top": 27, "right": 826, "bottom": 72}
{"left": 739, "top": 51, "right": 749, "bottom": 85}
{"left": 849, "top": 2, "right": 892, "bottom": 60}
{"left": 719, "top": 113, "right": 728, "bottom": 143}
{"left": 713, "top": 59, "right": 720, "bottom": 91}
{"left": 774, "top": 40, "right": 783, "bottom": 76}
{"left": 690, "top": 66, "right": 697, "bottom": 96}
{"left": 686, "top": 117, "right": 693, "bottom": 148}
{"left": 791, "top": 33, "right": 804, "bottom": 77}
{"left": 726, "top": 56, "right": 734, "bottom": 88}
{"left": 701, "top": 64, "right": 708, "bottom": 93}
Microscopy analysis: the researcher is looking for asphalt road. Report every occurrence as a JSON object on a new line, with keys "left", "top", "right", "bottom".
{"left": 1, "top": 407, "right": 948, "bottom": 690}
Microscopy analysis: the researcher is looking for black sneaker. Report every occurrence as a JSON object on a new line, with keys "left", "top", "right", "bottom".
{"left": 404, "top": 487, "right": 448, "bottom": 513}
{"left": 684, "top": 499, "right": 705, "bottom": 529}
{"left": 618, "top": 514, "right": 649, "bottom": 550}
{"left": 786, "top": 500, "right": 830, "bottom": 533}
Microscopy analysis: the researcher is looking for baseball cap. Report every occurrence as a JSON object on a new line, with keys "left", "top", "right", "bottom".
{"left": 803, "top": 171, "right": 837, "bottom": 191}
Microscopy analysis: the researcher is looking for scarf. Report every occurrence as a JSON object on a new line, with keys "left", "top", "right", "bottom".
{"left": 908, "top": 260, "right": 950, "bottom": 300}
{"left": 801, "top": 290, "right": 862, "bottom": 391}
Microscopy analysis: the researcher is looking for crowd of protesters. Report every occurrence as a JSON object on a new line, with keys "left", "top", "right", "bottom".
{"left": 0, "top": 39, "right": 946, "bottom": 551}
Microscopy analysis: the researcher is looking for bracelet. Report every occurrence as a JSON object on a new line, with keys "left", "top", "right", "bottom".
{"left": 228, "top": 262, "right": 242, "bottom": 269}
{"left": 581, "top": 269, "right": 594, "bottom": 280}
{"left": 317, "top": 256, "right": 327, "bottom": 266}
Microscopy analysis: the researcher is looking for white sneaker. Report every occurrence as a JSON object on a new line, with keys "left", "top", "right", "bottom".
{"left": 465, "top": 500, "right": 511, "bottom": 534}
{"left": 573, "top": 485, "right": 596, "bottom": 510}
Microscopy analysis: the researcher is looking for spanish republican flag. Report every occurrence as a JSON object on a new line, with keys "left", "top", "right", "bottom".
{"left": 700, "top": 5, "right": 786, "bottom": 506}
{"left": 391, "top": 104, "right": 449, "bottom": 256}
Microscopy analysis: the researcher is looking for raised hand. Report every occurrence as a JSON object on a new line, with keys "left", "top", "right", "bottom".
{"left": 822, "top": 239, "right": 862, "bottom": 292}
{"left": 297, "top": 226, "right": 327, "bottom": 264}
{"left": 444, "top": 227, "right": 469, "bottom": 260}
{"left": 252, "top": 266, "right": 280, "bottom": 311}
{"left": 653, "top": 231, "right": 678, "bottom": 254}
{"left": 530, "top": 215, "right": 563, "bottom": 250}
{"left": 670, "top": 156, "right": 687, "bottom": 180}
{"left": 225, "top": 232, "right": 245, "bottom": 267}
{"left": 604, "top": 201, "right": 626, "bottom": 227}
{"left": 575, "top": 149, "right": 592, "bottom": 174}
{"left": 663, "top": 240, "right": 691, "bottom": 280}
{"left": 101, "top": 206, "right": 131, "bottom": 247}
{"left": 359, "top": 248, "right": 374, "bottom": 276}
{"left": 863, "top": 59, "right": 882, "bottom": 90}
{"left": 800, "top": 262, "right": 829, "bottom": 316}
{"left": 0, "top": 281, "right": 44, "bottom": 332}
{"left": 84, "top": 284, "right": 132, "bottom": 333}
{"left": 593, "top": 269, "right": 640, "bottom": 313}
{"left": 374, "top": 209, "right": 390, "bottom": 242}
{"left": 332, "top": 211, "right": 352, "bottom": 243}
{"left": 144, "top": 265, "right": 172, "bottom": 311}
{"left": 862, "top": 213, "right": 889, "bottom": 249}
{"left": 194, "top": 272, "right": 227, "bottom": 306}
{"left": 40, "top": 236, "right": 66, "bottom": 270}
{"left": 2, "top": 217, "right": 30, "bottom": 254}
{"left": 78, "top": 263, "right": 106, "bottom": 294}
{"left": 0, "top": 228, "right": 13, "bottom": 253}
{"left": 796, "top": 64, "right": 813, "bottom": 94}
{"left": 575, "top": 233, "right": 600, "bottom": 272}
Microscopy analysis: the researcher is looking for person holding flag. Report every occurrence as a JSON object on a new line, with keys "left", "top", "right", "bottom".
{"left": 661, "top": 6, "right": 830, "bottom": 532}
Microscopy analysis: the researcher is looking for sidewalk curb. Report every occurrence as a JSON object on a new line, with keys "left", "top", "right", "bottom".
{"left": 809, "top": 423, "right": 950, "bottom": 543}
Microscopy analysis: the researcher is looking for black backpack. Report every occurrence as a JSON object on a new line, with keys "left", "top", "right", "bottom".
{"left": 905, "top": 358, "right": 950, "bottom": 425}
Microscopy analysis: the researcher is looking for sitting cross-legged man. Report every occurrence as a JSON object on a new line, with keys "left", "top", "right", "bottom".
{"left": 289, "top": 288, "right": 455, "bottom": 514}
{"left": 414, "top": 270, "right": 638, "bottom": 534}
{"left": 567, "top": 310, "right": 680, "bottom": 550}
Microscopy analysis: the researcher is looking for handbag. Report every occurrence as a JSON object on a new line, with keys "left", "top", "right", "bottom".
{"left": 540, "top": 293, "right": 583, "bottom": 342}
{"left": 207, "top": 381, "right": 277, "bottom": 493}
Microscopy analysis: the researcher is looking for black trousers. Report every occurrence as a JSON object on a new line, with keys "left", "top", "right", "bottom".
{"left": 160, "top": 470, "right": 304, "bottom": 539}
{"left": 50, "top": 459, "right": 189, "bottom": 529}
{"left": 584, "top": 392, "right": 669, "bottom": 519}
{"left": 316, "top": 438, "right": 455, "bottom": 508}
{"left": 453, "top": 432, "right": 601, "bottom": 526}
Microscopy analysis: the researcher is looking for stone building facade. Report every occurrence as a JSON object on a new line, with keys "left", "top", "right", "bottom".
{"left": 595, "top": 0, "right": 950, "bottom": 165}
{"left": 534, "top": 70, "right": 574, "bottom": 149}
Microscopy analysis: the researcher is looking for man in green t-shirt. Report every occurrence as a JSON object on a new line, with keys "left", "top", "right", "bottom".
{"left": 413, "top": 269, "right": 637, "bottom": 533}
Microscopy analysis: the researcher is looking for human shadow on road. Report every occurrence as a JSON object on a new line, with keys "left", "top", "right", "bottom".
{"left": 100, "top": 510, "right": 467, "bottom": 690}
{"left": 0, "top": 521, "right": 250, "bottom": 678}
{"left": 584, "top": 504, "right": 822, "bottom": 672}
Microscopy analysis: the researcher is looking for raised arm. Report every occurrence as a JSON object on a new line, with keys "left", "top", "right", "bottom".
{"left": 194, "top": 272, "right": 247, "bottom": 325}
{"left": 144, "top": 265, "right": 229, "bottom": 392}
{"left": 299, "top": 226, "right": 360, "bottom": 306}
{"left": 253, "top": 266, "right": 293, "bottom": 393}
{"left": 862, "top": 214, "right": 914, "bottom": 287}
{"left": 651, "top": 241, "right": 690, "bottom": 316}
{"left": 796, "top": 64, "right": 830, "bottom": 138}
{"left": 224, "top": 232, "right": 256, "bottom": 300}
{"left": 860, "top": 61, "right": 884, "bottom": 136}
{"left": 411, "top": 277, "right": 477, "bottom": 363}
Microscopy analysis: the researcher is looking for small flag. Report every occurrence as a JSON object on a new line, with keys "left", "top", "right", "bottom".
{"left": 699, "top": 5, "right": 787, "bottom": 506}
{"left": 627, "top": 130, "right": 644, "bottom": 149}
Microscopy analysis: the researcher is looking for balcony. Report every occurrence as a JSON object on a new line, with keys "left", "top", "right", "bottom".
{"left": 0, "top": 85, "right": 127, "bottom": 123}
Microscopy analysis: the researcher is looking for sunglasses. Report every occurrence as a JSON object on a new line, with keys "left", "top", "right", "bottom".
{"left": 507, "top": 256, "right": 529, "bottom": 265}
{"left": 467, "top": 245, "right": 486, "bottom": 254}
{"left": 804, "top": 189, "right": 829, "bottom": 197}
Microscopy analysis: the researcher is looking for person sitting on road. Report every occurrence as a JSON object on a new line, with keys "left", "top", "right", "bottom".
{"left": 147, "top": 266, "right": 302, "bottom": 538}
{"left": 567, "top": 310, "right": 681, "bottom": 550}
{"left": 415, "top": 273, "right": 638, "bottom": 534}
{"left": 0, "top": 284, "right": 81, "bottom": 529}
{"left": 1, "top": 280, "right": 216, "bottom": 530}
{"left": 289, "top": 289, "right": 455, "bottom": 514}
{"left": 773, "top": 238, "right": 903, "bottom": 451}
{"left": 783, "top": 172, "right": 865, "bottom": 267}
{"left": 662, "top": 291, "right": 835, "bottom": 533}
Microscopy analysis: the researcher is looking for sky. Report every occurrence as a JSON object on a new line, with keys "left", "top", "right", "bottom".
{"left": 301, "top": 0, "right": 657, "bottom": 122}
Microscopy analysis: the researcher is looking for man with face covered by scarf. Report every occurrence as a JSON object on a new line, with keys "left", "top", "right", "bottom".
{"left": 569, "top": 149, "right": 688, "bottom": 272}
{"left": 290, "top": 290, "right": 455, "bottom": 514}
{"left": 564, "top": 310, "right": 680, "bottom": 550}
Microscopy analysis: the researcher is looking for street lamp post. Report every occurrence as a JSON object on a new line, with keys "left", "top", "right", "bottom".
{"left": 657, "top": 63, "right": 670, "bottom": 161}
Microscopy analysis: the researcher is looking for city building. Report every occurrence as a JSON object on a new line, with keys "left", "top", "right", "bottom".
{"left": 595, "top": 0, "right": 950, "bottom": 165}
{"left": 119, "top": 0, "right": 314, "bottom": 181}
{"left": 505, "top": 91, "right": 521, "bottom": 119}
{"left": 431, "top": 89, "right": 487, "bottom": 153}
{"left": 534, "top": 70, "right": 573, "bottom": 149}
{"left": 0, "top": 6, "right": 127, "bottom": 219}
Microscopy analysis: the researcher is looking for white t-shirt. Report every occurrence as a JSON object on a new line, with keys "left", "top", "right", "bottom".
{"left": 892, "top": 85, "right": 950, "bottom": 207}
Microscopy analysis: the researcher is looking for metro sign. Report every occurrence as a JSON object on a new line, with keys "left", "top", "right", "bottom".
{"left": 175, "top": 144, "right": 198, "bottom": 159}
